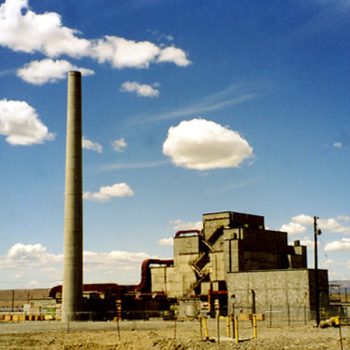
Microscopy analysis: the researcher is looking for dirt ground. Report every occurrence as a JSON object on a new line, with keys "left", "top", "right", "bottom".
{"left": 0, "top": 320, "right": 348, "bottom": 350}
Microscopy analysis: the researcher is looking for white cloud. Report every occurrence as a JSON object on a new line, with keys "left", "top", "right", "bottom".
{"left": 334, "top": 142, "right": 343, "bottom": 149}
{"left": 92, "top": 36, "right": 191, "bottom": 69}
{"left": 166, "top": 35, "right": 174, "bottom": 42}
{"left": 280, "top": 215, "right": 313, "bottom": 236}
{"left": 81, "top": 249, "right": 152, "bottom": 283}
{"left": 337, "top": 215, "right": 350, "bottom": 222}
{"left": 169, "top": 219, "right": 203, "bottom": 231}
{"left": 17, "top": 59, "right": 94, "bottom": 85}
{"left": 1, "top": 243, "right": 63, "bottom": 288}
{"left": 92, "top": 36, "right": 160, "bottom": 68}
{"left": 281, "top": 214, "right": 350, "bottom": 239}
{"left": 291, "top": 214, "right": 314, "bottom": 226}
{"left": 300, "top": 236, "right": 314, "bottom": 248}
{"left": 162, "top": 118, "right": 253, "bottom": 170}
{"left": 120, "top": 81, "right": 159, "bottom": 97}
{"left": 324, "top": 258, "right": 334, "bottom": 265}
{"left": 112, "top": 138, "right": 127, "bottom": 152}
{"left": 84, "top": 250, "right": 149, "bottom": 266}
{"left": 325, "top": 238, "right": 350, "bottom": 252}
{"left": 103, "top": 160, "right": 167, "bottom": 171}
{"left": 319, "top": 217, "right": 350, "bottom": 234}
{"left": 83, "top": 183, "right": 134, "bottom": 201}
{"left": 82, "top": 137, "right": 103, "bottom": 153}
{"left": 158, "top": 220, "right": 202, "bottom": 247}
{"left": 0, "top": 0, "right": 190, "bottom": 69}
{"left": 8, "top": 243, "right": 50, "bottom": 261}
{"left": 0, "top": 0, "right": 90, "bottom": 57}
{"left": 0, "top": 99, "right": 55, "bottom": 145}
{"left": 280, "top": 222, "right": 307, "bottom": 235}
{"left": 0, "top": 242, "right": 151, "bottom": 288}
{"left": 158, "top": 238, "right": 174, "bottom": 246}
{"left": 157, "top": 46, "right": 191, "bottom": 67}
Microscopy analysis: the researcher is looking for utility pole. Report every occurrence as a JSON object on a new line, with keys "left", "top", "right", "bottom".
{"left": 314, "top": 216, "right": 321, "bottom": 326}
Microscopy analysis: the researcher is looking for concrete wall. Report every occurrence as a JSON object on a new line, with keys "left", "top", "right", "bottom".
{"left": 203, "top": 212, "right": 231, "bottom": 242}
{"left": 226, "top": 269, "right": 328, "bottom": 321}
{"left": 151, "top": 266, "right": 169, "bottom": 294}
{"left": 0, "top": 289, "right": 50, "bottom": 311}
{"left": 241, "top": 229, "right": 288, "bottom": 251}
{"left": 288, "top": 245, "right": 307, "bottom": 268}
{"left": 151, "top": 258, "right": 197, "bottom": 298}
{"left": 223, "top": 227, "right": 306, "bottom": 272}
{"left": 203, "top": 211, "right": 265, "bottom": 241}
{"left": 209, "top": 251, "right": 225, "bottom": 281}
{"left": 174, "top": 236, "right": 200, "bottom": 263}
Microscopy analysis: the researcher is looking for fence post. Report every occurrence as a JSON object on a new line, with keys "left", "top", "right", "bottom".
{"left": 287, "top": 304, "right": 290, "bottom": 326}
{"left": 339, "top": 323, "right": 344, "bottom": 350}
{"left": 269, "top": 305, "right": 272, "bottom": 328}
{"left": 234, "top": 316, "right": 239, "bottom": 344}
{"left": 116, "top": 317, "right": 121, "bottom": 341}
{"left": 202, "top": 317, "right": 209, "bottom": 340}
{"left": 231, "top": 305, "right": 235, "bottom": 338}
{"left": 66, "top": 313, "right": 70, "bottom": 333}
{"left": 231, "top": 313, "right": 235, "bottom": 338}
{"left": 253, "top": 314, "right": 257, "bottom": 339}
{"left": 216, "top": 310, "right": 220, "bottom": 343}
{"left": 173, "top": 317, "right": 177, "bottom": 342}
{"left": 226, "top": 315, "right": 231, "bottom": 338}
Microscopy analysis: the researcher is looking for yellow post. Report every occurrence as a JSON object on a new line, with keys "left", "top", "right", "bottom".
{"left": 202, "top": 317, "right": 209, "bottom": 340}
{"left": 235, "top": 316, "right": 239, "bottom": 344}
{"left": 226, "top": 315, "right": 231, "bottom": 338}
{"left": 253, "top": 314, "right": 257, "bottom": 339}
{"left": 216, "top": 310, "right": 220, "bottom": 343}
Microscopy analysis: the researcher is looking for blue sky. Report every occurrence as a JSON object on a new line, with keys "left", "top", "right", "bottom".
{"left": 1, "top": 0, "right": 350, "bottom": 289}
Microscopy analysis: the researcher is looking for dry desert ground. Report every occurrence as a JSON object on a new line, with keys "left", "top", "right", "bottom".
{"left": 0, "top": 319, "right": 348, "bottom": 349}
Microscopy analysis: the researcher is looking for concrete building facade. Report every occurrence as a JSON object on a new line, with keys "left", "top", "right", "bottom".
{"left": 150, "top": 211, "right": 329, "bottom": 319}
{"left": 227, "top": 269, "right": 328, "bottom": 321}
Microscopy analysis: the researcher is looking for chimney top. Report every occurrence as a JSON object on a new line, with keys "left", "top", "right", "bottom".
{"left": 68, "top": 71, "right": 81, "bottom": 76}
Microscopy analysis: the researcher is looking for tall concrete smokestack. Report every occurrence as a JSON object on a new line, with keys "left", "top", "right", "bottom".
{"left": 62, "top": 71, "right": 83, "bottom": 322}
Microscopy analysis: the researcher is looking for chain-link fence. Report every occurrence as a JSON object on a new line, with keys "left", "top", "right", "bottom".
{"left": 1, "top": 304, "right": 349, "bottom": 332}
{"left": 231, "top": 305, "right": 310, "bottom": 326}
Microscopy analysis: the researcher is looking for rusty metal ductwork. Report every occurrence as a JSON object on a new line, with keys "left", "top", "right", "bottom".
{"left": 136, "top": 259, "right": 173, "bottom": 293}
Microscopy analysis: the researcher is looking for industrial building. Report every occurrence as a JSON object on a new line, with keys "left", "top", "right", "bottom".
{"left": 0, "top": 211, "right": 329, "bottom": 322}
{"left": 150, "top": 211, "right": 329, "bottom": 319}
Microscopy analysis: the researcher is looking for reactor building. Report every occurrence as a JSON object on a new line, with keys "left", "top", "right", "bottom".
{"left": 149, "top": 211, "right": 329, "bottom": 320}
